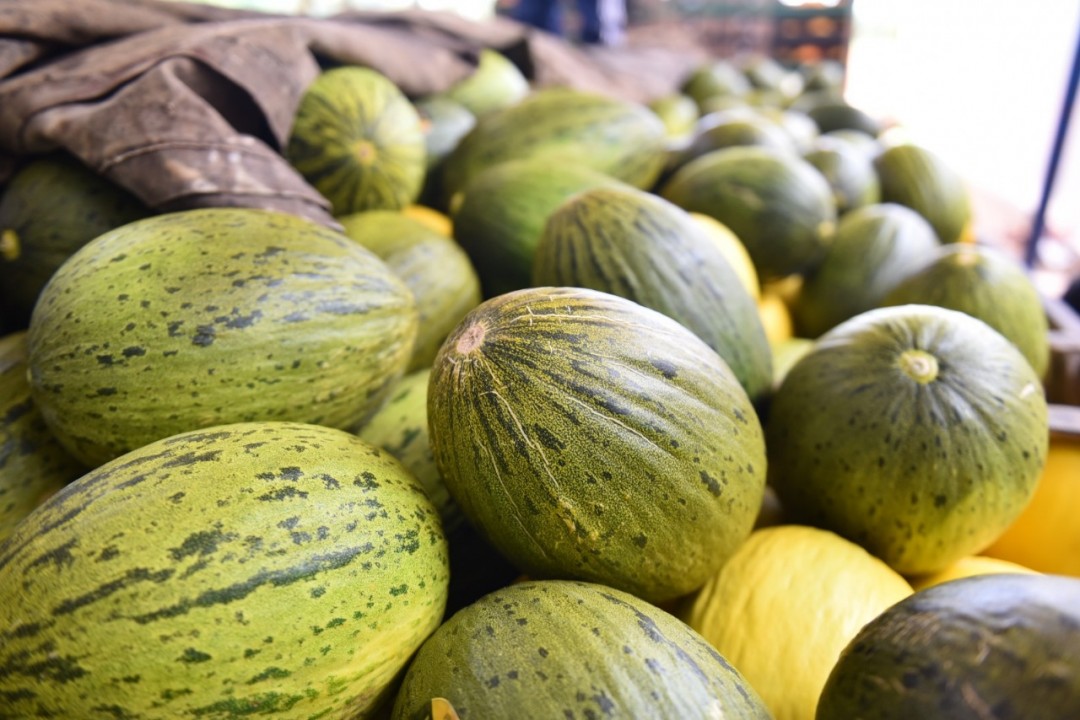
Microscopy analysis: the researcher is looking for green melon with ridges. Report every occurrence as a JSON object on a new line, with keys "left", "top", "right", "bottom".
{"left": 791, "top": 203, "right": 939, "bottom": 338}
{"left": 675, "top": 113, "right": 796, "bottom": 170}
{"left": 451, "top": 158, "right": 625, "bottom": 298}
{"left": 441, "top": 87, "right": 668, "bottom": 203}
{"left": 28, "top": 207, "right": 417, "bottom": 468}
{"left": 0, "top": 331, "right": 86, "bottom": 543}
{"left": 339, "top": 210, "right": 481, "bottom": 371}
{"left": 0, "top": 421, "right": 449, "bottom": 719}
{"left": 766, "top": 304, "right": 1048, "bottom": 575}
{"left": 392, "top": 579, "right": 772, "bottom": 720}
{"left": 0, "top": 154, "right": 149, "bottom": 329}
{"left": 532, "top": 185, "right": 773, "bottom": 406}
{"left": 874, "top": 142, "right": 972, "bottom": 244}
{"left": 818, "top": 573, "right": 1080, "bottom": 720}
{"left": 428, "top": 286, "right": 767, "bottom": 604}
{"left": 660, "top": 145, "right": 837, "bottom": 281}
{"left": 881, "top": 243, "right": 1050, "bottom": 379}
{"left": 286, "top": 66, "right": 426, "bottom": 215}
{"left": 357, "top": 369, "right": 520, "bottom": 615}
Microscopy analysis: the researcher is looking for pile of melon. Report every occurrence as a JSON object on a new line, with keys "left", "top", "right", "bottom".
{"left": 2, "top": 48, "right": 1079, "bottom": 720}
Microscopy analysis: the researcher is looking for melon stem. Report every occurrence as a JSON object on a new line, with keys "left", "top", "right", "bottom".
{"left": 898, "top": 349, "right": 939, "bottom": 384}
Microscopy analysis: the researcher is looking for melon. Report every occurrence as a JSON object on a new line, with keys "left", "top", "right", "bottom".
{"left": 0, "top": 421, "right": 449, "bottom": 718}
{"left": 766, "top": 304, "right": 1048, "bottom": 575}
{"left": 392, "top": 580, "right": 771, "bottom": 720}
{"left": 427, "top": 286, "right": 766, "bottom": 603}
{"left": 285, "top": 66, "right": 426, "bottom": 215}
{"left": 27, "top": 207, "right": 417, "bottom": 467}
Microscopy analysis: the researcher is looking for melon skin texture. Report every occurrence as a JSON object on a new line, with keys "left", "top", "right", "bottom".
{"left": 391, "top": 580, "right": 772, "bottom": 720}
{"left": 532, "top": 185, "right": 773, "bottom": 407}
{"left": 0, "top": 421, "right": 449, "bottom": 720}
{"left": 427, "top": 286, "right": 767, "bottom": 604}
{"left": 286, "top": 66, "right": 426, "bottom": 215}
{"left": 817, "top": 573, "right": 1080, "bottom": 720}
{"left": 766, "top": 304, "right": 1048, "bottom": 576}
{"left": 27, "top": 207, "right": 417, "bottom": 468}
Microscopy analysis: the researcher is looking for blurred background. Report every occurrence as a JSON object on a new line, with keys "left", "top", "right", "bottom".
{"left": 175, "top": 0, "right": 1079, "bottom": 291}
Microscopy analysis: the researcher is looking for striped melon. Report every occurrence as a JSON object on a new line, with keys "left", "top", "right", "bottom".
{"left": 0, "top": 421, "right": 449, "bottom": 719}
{"left": 441, "top": 87, "right": 667, "bottom": 203}
{"left": 427, "top": 286, "right": 767, "bottom": 604}
{"left": 286, "top": 66, "right": 426, "bottom": 215}
{"left": 532, "top": 185, "right": 773, "bottom": 406}
{"left": 392, "top": 580, "right": 771, "bottom": 719}
{"left": 27, "top": 207, "right": 417, "bottom": 467}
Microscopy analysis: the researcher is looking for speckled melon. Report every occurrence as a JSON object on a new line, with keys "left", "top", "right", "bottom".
{"left": 391, "top": 580, "right": 772, "bottom": 720}
{"left": 27, "top": 207, "right": 417, "bottom": 467}
{"left": 286, "top": 66, "right": 426, "bottom": 215}
{"left": 428, "top": 286, "right": 767, "bottom": 604}
{"left": 0, "top": 421, "right": 448, "bottom": 719}
{"left": 766, "top": 304, "right": 1048, "bottom": 575}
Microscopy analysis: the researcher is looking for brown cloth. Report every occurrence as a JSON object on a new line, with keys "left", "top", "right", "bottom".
{"left": 0, "top": 0, "right": 704, "bottom": 226}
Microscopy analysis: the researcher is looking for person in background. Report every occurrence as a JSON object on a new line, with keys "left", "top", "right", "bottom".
{"left": 504, "top": 0, "right": 626, "bottom": 46}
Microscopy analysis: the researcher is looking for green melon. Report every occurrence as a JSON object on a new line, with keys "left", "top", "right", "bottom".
{"left": 338, "top": 210, "right": 481, "bottom": 371}
{"left": 285, "top": 66, "right": 426, "bottom": 215}
{"left": 451, "top": 157, "right": 624, "bottom": 298}
{"left": 881, "top": 243, "right": 1050, "bottom": 379}
{"left": 818, "top": 573, "right": 1080, "bottom": 720}
{"left": 356, "top": 369, "right": 520, "bottom": 615}
{"left": 803, "top": 136, "right": 881, "bottom": 215}
{"left": 874, "top": 142, "right": 973, "bottom": 244}
{"left": 791, "top": 203, "right": 939, "bottom": 338}
{"left": 441, "top": 87, "right": 668, "bottom": 203}
{"left": 675, "top": 113, "right": 797, "bottom": 170}
{"left": 427, "top": 286, "right": 766, "bottom": 604}
{"left": 392, "top": 580, "right": 771, "bottom": 720}
{"left": 532, "top": 185, "right": 773, "bottom": 406}
{"left": 680, "top": 60, "right": 752, "bottom": 110}
{"left": 660, "top": 145, "right": 838, "bottom": 281}
{"left": 766, "top": 304, "right": 1048, "bottom": 575}
{"left": 0, "top": 331, "right": 86, "bottom": 543}
{"left": 28, "top": 207, "right": 417, "bottom": 467}
{"left": 0, "top": 421, "right": 448, "bottom": 719}
{"left": 0, "top": 154, "right": 149, "bottom": 329}
{"left": 443, "top": 49, "right": 530, "bottom": 118}
{"left": 647, "top": 92, "right": 700, "bottom": 139}
{"left": 414, "top": 96, "right": 476, "bottom": 172}
{"left": 804, "top": 100, "right": 883, "bottom": 137}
